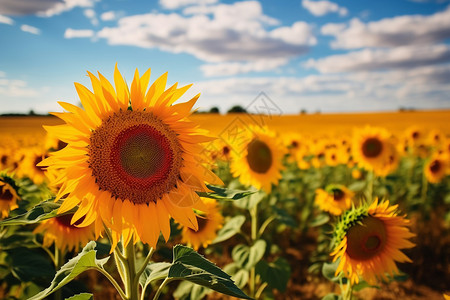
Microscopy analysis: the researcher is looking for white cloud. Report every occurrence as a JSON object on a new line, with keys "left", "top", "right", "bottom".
{"left": 20, "top": 24, "right": 40, "bottom": 34}
{"left": 95, "top": 1, "right": 314, "bottom": 74}
{"left": 304, "top": 44, "right": 450, "bottom": 73}
{"left": 64, "top": 28, "right": 94, "bottom": 38}
{"left": 38, "top": 0, "right": 98, "bottom": 17}
{"left": 0, "top": 14, "right": 14, "bottom": 25}
{"left": 84, "top": 8, "right": 98, "bottom": 25}
{"left": 160, "top": 0, "right": 218, "bottom": 10}
{"left": 322, "top": 5, "right": 450, "bottom": 49}
{"left": 201, "top": 58, "right": 288, "bottom": 77}
{"left": 100, "top": 11, "right": 116, "bottom": 21}
{"left": 302, "top": 0, "right": 348, "bottom": 17}
{"left": 0, "top": 72, "right": 39, "bottom": 98}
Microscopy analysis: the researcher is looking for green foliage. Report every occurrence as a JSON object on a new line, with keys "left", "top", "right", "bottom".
{"left": 198, "top": 185, "right": 254, "bottom": 200}
{"left": 65, "top": 293, "right": 94, "bottom": 300}
{"left": 255, "top": 257, "right": 291, "bottom": 292}
{"left": 212, "top": 215, "right": 246, "bottom": 244}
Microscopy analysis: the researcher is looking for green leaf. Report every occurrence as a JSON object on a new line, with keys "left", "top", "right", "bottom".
{"left": 8, "top": 247, "right": 55, "bottom": 282}
{"left": 212, "top": 215, "right": 246, "bottom": 244}
{"left": 322, "top": 261, "right": 344, "bottom": 283}
{"left": 139, "top": 262, "right": 171, "bottom": 290}
{"left": 348, "top": 181, "right": 366, "bottom": 192}
{"left": 65, "top": 293, "right": 94, "bottom": 300}
{"left": 29, "top": 241, "right": 109, "bottom": 300}
{"left": 0, "top": 199, "right": 75, "bottom": 226}
{"left": 233, "top": 190, "right": 265, "bottom": 210}
{"left": 169, "top": 245, "right": 251, "bottom": 299}
{"left": 197, "top": 185, "right": 254, "bottom": 200}
{"left": 272, "top": 206, "right": 297, "bottom": 227}
{"left": 0, "top": 230, "right": 39, "bottom": 250}
{"left": 322, "top": 293, "right": 341, "bottom": 300}
{"left": 308, "top": 214, "right": 330, "bottom": 227}
{"left": 232, "top": 240, "right": 266, "bottom": 270}
{"left": 255, "top": 257, "right": 291, "bottom": 292}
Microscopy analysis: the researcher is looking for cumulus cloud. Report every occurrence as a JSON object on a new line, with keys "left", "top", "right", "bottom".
{"left": 0, "top": 14, "right": 14, "bottom": 24}
{"left": 322, "top": 5, "right": 450, "bottom": 49}
{"left": 160, "top": 0, "right": 218, "bottom": 10}
{"left": 84, "top": 8, "right": 98, "bottom": 25}
{"left": 38, "top": 0, "right": 98, "bottom": 17}
{"left": 96, "top": 1, "right": 315, "bottom": 74}
{"left": 304, "top": 44, "right": 450, "bottom": 73}
{"left": 20, "top": 24, "right": 41, "bottom": 34}
{"left": 64, "top": 28, "right": 94, "bottom": 38}
{"left": 201, "top": 58, "right": 288, "bottom": 77}
{"left": 0, "top": 72, "right": 40, "bottom": 98}
{"left": 302, "top": 0, "right": 348, "bottom": 17}
{"left": 100, "top": 10, "right": 116, "bottom": 21}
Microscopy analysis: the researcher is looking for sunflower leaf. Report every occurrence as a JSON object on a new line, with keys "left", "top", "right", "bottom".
{"left": 198, "top": 185, "right": 254, "bottom": 200}
{"left": 168, "top": 245, "right": 252, "bottom": 299}
{"left": 0, "top": 199, "right": 76, "bottom": 226}
{"left": 64, "top": 293, "right": 94, "bottom": 300}
{"left": 139, "top": 262, "right": 171, "bottom": 291}
{"left": 212, "top": 215, "right": 246, "bottom": 244}
{"left": 28, "top": 241, "right": 109, "bottom": 300}
{"left": 255, "top": 257, "right": 291, "bottom": 292}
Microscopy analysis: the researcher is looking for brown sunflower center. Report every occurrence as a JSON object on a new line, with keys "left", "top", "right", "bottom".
{"left": 223, "top": 146, "right": 230, "bottom": 156}
{"left": 246, "top": 139, "right": 272, "bottom": 174}
{"left": 291, "top": 141, "right": 299, "bottom": 148}
{"left": 412, "top": 131, "right": 419, "bottom": 139}
{"left": 189, "top": 215, "right": 209, "bottom": 233}
{"left": 1, "top": 155, "right": 8, "bottom": 165}
{"left": 56, "top": 214, "right": 84, "bottom": 228}
{"left": 0, "top": 186, "right": 14, "bottom": 201}
{"left": 332, "top": 188, "right": 344, "bottom": 201}
{"left": 346, "top": 216, "right": 387, "bottom": 260}
{"left": 362, "top": 138, "right": 383, "bottom": 158}
{"left": 429, "top": 160, "right": 441, "bottom": 174}
{"left": 89, "top": 110, "right": 182, "bottom": 205}
{"left": 34, "top": 155, "right": 47, "bottom": 173}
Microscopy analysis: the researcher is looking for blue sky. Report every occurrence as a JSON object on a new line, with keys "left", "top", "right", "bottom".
{"left": 1, "top": 0, "right": 450, "bottom": 114}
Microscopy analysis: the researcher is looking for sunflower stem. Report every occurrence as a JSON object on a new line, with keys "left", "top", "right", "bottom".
{"left": 135, "top": 247, "right": 155, "bottom": 286}
{"left": 54, "top": 247, "right": 64, "bottom": 300}
{"left": 258, "top": 215, "right": 276, "bottom": 237}
{"left": 97, "top": 267, "right": 128, "bottom": 300}
{"left": 367, "top": 170, "right": 374, "bottom": 202}
{"left": 421, "top": 170, "right": 428, "bottom": 203}
{"left": 255, "top": 282, "right": 268, "bottom": 299}
{"left": 249, "top": 202, "right": 258, "bottom": 298}
{"left": 152, "top": 277, "right": 173, "bottom": 300}
{"left": 124, "top": 240, "right": 139, "bottom": 300}
{"left": 343, "top": 281, "right": 353, "bottom": 300}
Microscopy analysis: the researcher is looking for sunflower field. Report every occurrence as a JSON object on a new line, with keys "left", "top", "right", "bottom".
{"left": 0, "top": 67, "right": 449, "bottom": 300}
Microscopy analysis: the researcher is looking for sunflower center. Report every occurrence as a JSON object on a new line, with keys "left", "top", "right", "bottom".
{"left": 346, "top": 216, "right": 387, "bottom": 260}
{"left": 291, "top": 141, "right": 299, "bottom": 148}
{"left": 55, "top": 214, "right": 84, "bottom": 228}
{"left": 189, "top": 215, "right": 209, "bottom": 233}
{"left": 332, "top": 188, "right": 344, "bottom": 201}
{"left": 412, "top": 131, "right": 419, "bottom": 139}
{"left": 1, "top": 155, "right": 7, "bottom": 165}
{"left": 0, "top": 187, "right": 14, "bottom": 201}
{"left": 246, "top": 139, "right": 272, "bottom": 174}
{"left": 223, "top": 146, "right": 230, "bottom": 156}
{"left": 34, "top": 155, "right": 47, "bottom": 172}
{"left": 362, "top": 138, "right": 383, "bottom": 158}
{"left": 89, "top": 110, "right": 182, "bottom": 205}
{"left": 429, "top": 160, "right": 441, "bottom": 173}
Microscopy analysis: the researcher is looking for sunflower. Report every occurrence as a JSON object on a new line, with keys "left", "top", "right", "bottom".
{"left": 352, "top": 126, "right": 392, "bottom": 173}
{"left": 281, "top": 132, "right": 305, "bottom": 163}
{"left": 34, "top": 214, "right": 96, "bottom": 252}
{"left": 424, "top": 154, "right": 448, "bottom": 184}
{"left": 45, "top": 132, "right": 68, "bottom": 152}
{"left": 0, "top": 174, "right": 20, "bottom": 218}
{"left": 325, "top": 147, "right": 340, "bottom": 167}
{"left": 315, "top": 185, "right": 354, "bottom": 216}
{"left": 230, "top": 125, "right": 285, "bottom": 193}
{"left": 18, "top": 147, "right": 48, "bottom": 184}
{"left": 39, "top": 65, "right": 223, "bottom": 250}
{"left": 331, "top": 199, "right": 415, "bottom": 285}
{"left": 374, "top": 144, "right": 399, "bottom": 177}
{"left": 181, "top": 198, "right": 224, "bottom": 250}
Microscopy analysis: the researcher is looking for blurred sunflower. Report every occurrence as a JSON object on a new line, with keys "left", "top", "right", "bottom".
{"left": 325, "top": 147, "right": 340, "bottom": 167}
{"left": 352, "top": 126, "right": 391, "bottom": 173}
{"left": 427, "top": 129, "right": 443, "bottom": 147}
{"left": 230, "top": 125, "right": 285, "bottom": 193}
{"left": 39, "top": 65, "right": 223, "bottom": 249}
{"left": 331, "top": 199, "right": 415, "bottom": 285}
{"left": 315, "top": 185, "right": 354, "bottom": 216}
{"left": 181, "top": 198, "right": 224, "bottom": 250}
{"left": 424, "top": 154, "right": 448, "bottom": 184}
{"left": 374, "top": 145, "right": 399, "bottom": 177}
{"left": 45, "top": 132, "right": 68, "bottom": 152}
{"left": 34, "top": 214, "right": 95, "bottom": 252}
{"left": 0, "top": 174, "right": 20, "bottom": 218}
{"left": 282, "top": 132, "right": 305, "bottom": 163}
{"left": 18, "top": 147, "right": 48, "bottom": 184}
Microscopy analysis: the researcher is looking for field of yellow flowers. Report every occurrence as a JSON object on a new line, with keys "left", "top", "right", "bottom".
{"left": 0, "top": 71, "right": 449, "bottom": 300}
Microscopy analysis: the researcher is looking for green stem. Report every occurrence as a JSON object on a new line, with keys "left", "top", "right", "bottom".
{"left": 135, "top": 247, "right": 155, "bottom": 287}
{"left": 124, "top": 241, "right": 139, "bottom": 300}
{"left": 258, "top": 215, "right": 276, "bottom": 237}
{"left": 367, "top": 170, "right": 374, "bottom": 202}
{"left": 421, "top": 171, "right": 428, "bottom": 203}
{"left": 254, "top": 282, "right": 268, "bottom": 299}
{"left": 249, "top": 203, "right": 258, "bottom": 298}
{"left": 97, "top": 267, "right": 128, "bottom": 300}
{"left": 152, "top": 278, "right": 172, "bottom": 300}
{"left": 54, "top": 248, "right": 64, "bottom": 300}
{"left": 343, "top": 281, "right": 353, "bottom": 300}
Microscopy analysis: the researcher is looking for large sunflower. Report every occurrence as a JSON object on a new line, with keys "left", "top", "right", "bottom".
{"left": 0, "top": 174, "right": 20, "bottom": 218}
{"left": 230, "top": 125, "right": 285, "bottom": 193}
{"left": 315, "top": 185, "right": 354, "bottom": 216}
{"left": 352, "top": 126, "right": 392, "bottom": 173}
{"left": 331, "top": 199, "right": 415, "bottom": 285}
{"left": 34, "top": 214, "right": 96, "bottom": 252}
{"left": 40, "top": 65, "right": 223, "bottom": 250}
{"left": 181, "top": 197, "right": 224, "bottom": 250}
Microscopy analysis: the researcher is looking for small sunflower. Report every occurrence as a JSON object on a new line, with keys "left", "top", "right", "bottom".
{"left": 352, "top": 126, "right": 391, "bottom": 173}
{"left": 325, "top": 147, "right": 340, "bottom": 167}
{"left": 0, "top": 174, "right": 20, "bottom": 218}
{"left": 39, "top": 65, "right": 223, "bottom": 250}
{"left": 315, "top": 185, "right": 354, "bottom": 216}
{"left": 424, "top": 154, "right": 448, "bottom": 184}
{"left": 18, "top": 147, "right": 48, "bottom": 184}
{"left": 331, "top": 199, "right": 415, "bottom": 285}
{"left": 374, "top": 144, "right": 399, "bottom": 177}
{"left": 230, "top": 125, "right": 285, "bottom": 193}
{"left": 34, "top": 214, "right": 96, "bottom": 252}
{"left": 181, "top": 198, "right": 224, "bottom": 250}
